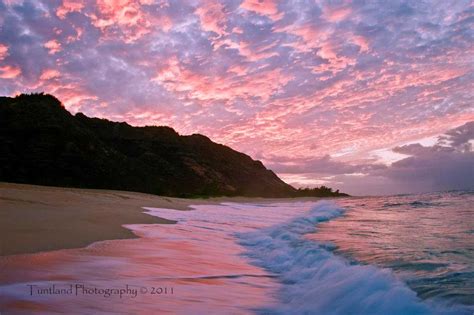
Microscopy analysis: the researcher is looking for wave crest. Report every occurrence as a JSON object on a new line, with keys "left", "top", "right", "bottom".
{"left": 237, "top": 201, "right": 470, "bottom": 315}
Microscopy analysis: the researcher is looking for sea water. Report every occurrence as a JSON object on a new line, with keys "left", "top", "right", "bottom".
{"left": 0, "top": 192, "right": 472, "bottom": 314}
{"left": 312, "top": 192, "right": 474, "bottom": 309}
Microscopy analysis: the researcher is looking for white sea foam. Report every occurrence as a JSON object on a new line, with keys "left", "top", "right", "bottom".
{"left": 142, "top": 200, "right": 472, "bottom": 314}
{"left": 236, "top": 201, "right": 471, "bottom": 315}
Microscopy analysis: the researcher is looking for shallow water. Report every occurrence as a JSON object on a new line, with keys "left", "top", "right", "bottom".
{"left": 0, "top": 194, "right": 472, "bottom": 314}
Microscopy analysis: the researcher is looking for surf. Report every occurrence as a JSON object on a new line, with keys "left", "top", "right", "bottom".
{"left": 236, "top": 201, "right": 471, "bottom": 315}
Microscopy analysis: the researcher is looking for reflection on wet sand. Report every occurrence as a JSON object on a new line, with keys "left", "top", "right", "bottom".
{"left": 0, "top": 204, "right": 283, "bottom": 314}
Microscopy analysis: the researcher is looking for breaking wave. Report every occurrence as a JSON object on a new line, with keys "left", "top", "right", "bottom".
{"left": 237, "top": 201, "right": 471, "bottom": 315}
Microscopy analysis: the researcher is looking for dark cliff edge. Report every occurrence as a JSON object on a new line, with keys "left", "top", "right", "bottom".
{"left": 0, "top": 93, "right": 348, "bottom": 198}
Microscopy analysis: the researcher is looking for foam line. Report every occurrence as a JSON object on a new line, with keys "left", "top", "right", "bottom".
{"left": 237, "top": 201, "right": 470, "bottom": 315}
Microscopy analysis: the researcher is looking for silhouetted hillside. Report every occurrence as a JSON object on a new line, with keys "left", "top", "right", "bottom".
{"left": 294, "top": 186, "right": 349, "bottom": 197}
{"left": 0, "top": 93, "right": 347, "bottom": 198}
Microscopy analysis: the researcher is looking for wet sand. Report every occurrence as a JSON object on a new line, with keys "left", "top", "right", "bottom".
{"left": 0, "top": 204, "right": 281, "bottom": 314}
{"left": 0, "top": 182, "right": 312, "bottom": 256}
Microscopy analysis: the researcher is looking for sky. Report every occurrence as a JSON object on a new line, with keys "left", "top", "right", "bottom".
{"left": 0, "top": 0, "right": 473, "bottom": 195}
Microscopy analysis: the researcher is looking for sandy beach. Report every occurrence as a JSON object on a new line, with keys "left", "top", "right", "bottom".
{"left": 0, "top": 182, "right": 310, "bottom": 256}
{"left": 1, "top": 184, "right": 472, "bottom": 314}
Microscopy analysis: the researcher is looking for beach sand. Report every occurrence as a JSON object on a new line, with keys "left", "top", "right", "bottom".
{"left": 0, "top": 182, "right": 304, "bottom": 256}
{"left": 0, "top": 189, "right": 289, "bottom": 314}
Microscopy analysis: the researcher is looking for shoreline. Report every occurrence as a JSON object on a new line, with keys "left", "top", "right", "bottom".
{"left": 0, "top": 182, "right": 325, "bottom": 257}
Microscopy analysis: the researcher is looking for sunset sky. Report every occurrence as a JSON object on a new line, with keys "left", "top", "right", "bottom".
{"left": 0, "top": 0, "right": 473, "bottom": 195}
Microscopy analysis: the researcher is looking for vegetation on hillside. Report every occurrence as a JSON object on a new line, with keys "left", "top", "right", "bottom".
{"left": 294, "top": 186, "right": 349, "bottom": 197}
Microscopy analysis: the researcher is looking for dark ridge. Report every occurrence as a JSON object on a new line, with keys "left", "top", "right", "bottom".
{"left": 0, "top": 93, "right": 348, "bottom": 198}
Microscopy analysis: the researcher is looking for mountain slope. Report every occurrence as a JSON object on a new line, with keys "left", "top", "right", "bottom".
{"left": 0, "top": 93, "right": 296, "bottom": 197}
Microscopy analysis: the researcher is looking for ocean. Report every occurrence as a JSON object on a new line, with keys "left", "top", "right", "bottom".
{"left": 0, "top": 192, "right": 472, "bottom": 314}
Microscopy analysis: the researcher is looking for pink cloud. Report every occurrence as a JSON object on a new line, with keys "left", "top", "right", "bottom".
{"left": 0, "top": 65, "right": 22, "bottom": 79}
{"left": 44, "top": 39, "right": 62, "bottom": 54}
{"left": 222, "top": 59, "right": 471, "bottom": 165}
{"left": 89, "top": 0, "right": 166, "bottom": 43}
{"left": 195, "top": 1, "right": 228, "bottom": 36}
{"left": 276, "top": 23, "right": 359, "bottom": 72}
{"left": 276, "top": 23, "right": 328, "bottom": 53}
{"left": 56, "top": 0, "right": 85, "bottom": 19}
{"left": 158, "top": 15, "right": 173, "bottom": 33}
{"left": 314, "top": 41, "right": 356, "bottom": 74}
{"left": 0, "top": 44, "right": 8, "bottom": 60}
{"left": 212, "top": 37, "right": 240, "bottom": 51}
{"left": 152, "top": 56, "right": 293, "bottom": 102}
{"left": 227, "top": 64, "right": 249, "bottom": 76}
{"left": 322, "top": 5, "right": 352, "bottom": 22}
{"left": 352, "top": 35, "right": 369, "bottom": 53}
{"left": 232, "top": 26, "right": 244, "bottom": 34}
{"left": 139, "top": 0, "right": 156, "bottom": 5}
{"left": 238, "top": 40, "right": 279, "bottom": 62}
{"left": 66, "top": 26, "right": 84, "bottom": 43}
{"left": 39, "top": 81, "right": 98, "bottom": 112}
{"left": 240, "top": 0, "right": 283, "bottom": 21}
{"left": 39, "top": 69, "right": 61, "bottom": 81}
{"left": 60, "top": 91, "right": 98, "bottom": 112}
{"left": 364, "top": 65, "right": 469, "bottom": 99}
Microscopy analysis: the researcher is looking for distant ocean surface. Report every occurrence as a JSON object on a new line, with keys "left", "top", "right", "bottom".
{"left": 1, "top": 192, "right": 473, "bottom": 314}
{"left": 312, "top": 192, "right": 474, "bottom": 310}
